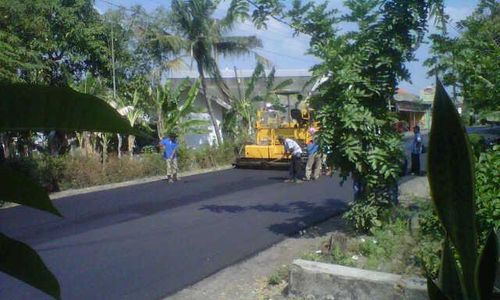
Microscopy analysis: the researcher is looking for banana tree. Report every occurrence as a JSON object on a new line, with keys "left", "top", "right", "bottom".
{"left": 230, "top": 62, "right": 293, "bottom": 136}
{"left": 112, "top": 90, "right": 145, "bottom": 157}
{"left": 0, "top": 83, "right": 132, "bottom": 299}
{"left": 149, "top": 79, "right": 206, "bottom": 140}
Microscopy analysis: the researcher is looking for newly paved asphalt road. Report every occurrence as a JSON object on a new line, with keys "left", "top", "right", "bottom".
{"left": 0, "top": 169, "right": 352, "bottom": 300}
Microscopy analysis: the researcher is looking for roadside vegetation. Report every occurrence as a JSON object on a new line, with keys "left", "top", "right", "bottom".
{"left": 302, "top": 143, "right": 498, "bottom": 278}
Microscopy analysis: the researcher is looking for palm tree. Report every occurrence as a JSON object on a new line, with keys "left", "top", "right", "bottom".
{"left": 171, "top": 0, "right": 263, "bottom": 146}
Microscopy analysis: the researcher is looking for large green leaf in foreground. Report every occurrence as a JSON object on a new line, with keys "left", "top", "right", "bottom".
{"left": 0, "top": 233, "right": 61, "bottom": 300}
{"left": 0, "top": 83, "right": 131, "bottom": 133}
{"left": 0, "top": 83, "right": 134, "bottom": 299}
{"left": 428, "top": 79, "right": 478, "bottom": 299}
{"left": 0, "top": 164, "right": 61, "bottom": 216}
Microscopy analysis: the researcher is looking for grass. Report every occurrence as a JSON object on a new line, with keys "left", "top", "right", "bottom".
{"left": 301, "top": 205, "right": 436, "bottom": 277}
{"left": 268, "top": 265, "right": 289, "bottom": 286}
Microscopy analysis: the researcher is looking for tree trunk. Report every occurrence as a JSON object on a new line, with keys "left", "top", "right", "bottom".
{"left": 117, "top": 133, "right": 122, "bottom": 159}
{"left": 100, "top": 134, "right": 110, "bottom": 170}
{"left": 157, "top": 105, "right": 164, "bottom": 141}
{"left": 128, "top": 135, "right": 135, "bottom": 156}
{"left": 197, "top": 63, "right": 223, "bottom": 146}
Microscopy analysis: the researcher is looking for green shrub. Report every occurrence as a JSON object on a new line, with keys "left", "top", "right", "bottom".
{"left": 343, "top": 201, "right": 383, "bottom": 231}
{"left": 475, "top": 145, "right": 500, "bottom": 242}
{"left": 268, "top": 265, "right": 289, "bottom": 286}
{"left": 3, "top": 143, "right": 238, "bottom": 193}
{"left": 468, "top": 133, "right": 485, "bottom": 159}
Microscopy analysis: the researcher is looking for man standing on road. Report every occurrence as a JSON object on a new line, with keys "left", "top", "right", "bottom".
{"left": 160, "top": 134, "right": 179, "bottom": 183}
{"left": 304, "top": 128, "right": 321, "bottom": 181}
{"left": 278, "top": 136, "right": 303, "bottom": 183}
{"left": 410, "top": 125, "right": 423, "bottom": 176}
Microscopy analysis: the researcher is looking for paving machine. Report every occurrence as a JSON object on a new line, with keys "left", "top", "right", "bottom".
{"left": 234, "top": 90, "right": 318, "bottom": 169}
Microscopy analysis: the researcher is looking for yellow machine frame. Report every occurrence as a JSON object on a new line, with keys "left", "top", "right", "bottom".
{"left": 236, "top": 107, "right": 318, "bottom": 168}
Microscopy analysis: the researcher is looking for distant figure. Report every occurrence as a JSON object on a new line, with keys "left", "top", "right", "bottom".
{"left": 278, "top": 136, "right": 303, "bottom": 183}
{"left": 160, "top": 134, "right": 179, "bottom": 183}
{"left": 411, "top": 126, "right": 423, "bottom": 175}
{"left": 305, "top": 129, "right": 321, "bottom": 180}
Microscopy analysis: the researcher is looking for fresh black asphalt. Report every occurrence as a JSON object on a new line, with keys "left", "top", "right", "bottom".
{"left": 0, "top": 168, "right": 352, "bottom": 300}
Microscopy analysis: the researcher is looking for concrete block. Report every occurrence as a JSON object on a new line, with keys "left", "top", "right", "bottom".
{"left": 289, "top": 259, "right": 428, "bottom": 300}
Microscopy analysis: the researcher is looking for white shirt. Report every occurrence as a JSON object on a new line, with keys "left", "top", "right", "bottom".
{"left": 284, "top": 138, "right": 302, "bottom": 156}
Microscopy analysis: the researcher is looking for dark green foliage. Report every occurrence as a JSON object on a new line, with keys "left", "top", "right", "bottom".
{"left": 0, "top": 233, "right": 61, "bottom": 300}
{"left": 475, "top": 231, "right": 498, "bottom": 300}
{"left": 427, "top": 79, "right": 498, "bottom": 300}
{"left": 425, "top": 0, "right": 500, "bottom": 114}
{"left": 0, "top": 83, "right": 133, "bottom": 299}
{"left": 0, "top": 84, "right": 131, "bottom": 133}
{"left": 428, "top": 81, "right": 478, "bottom": 298}
{"left": 474, "top": 146, "right": 500, "bottom": 241}
{"left": 0, "top": 164, "right": 61, "bottom": 216}
{"left": 467, "top": 134, "right": 485, "bottom": 159}
{"left": 0, "top": 0, "right": 111, "bottom": 85}
{"left": 294, "top": 0, "right": 440, "bottom": 231}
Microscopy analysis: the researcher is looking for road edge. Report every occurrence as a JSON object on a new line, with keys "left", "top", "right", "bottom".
{"left": 1, "top": 165, "right": 233, "bottom": 209}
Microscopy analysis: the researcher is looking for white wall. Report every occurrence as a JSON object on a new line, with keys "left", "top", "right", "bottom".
{"left": 183, "top": 104, "right": 224, "bottom": 149}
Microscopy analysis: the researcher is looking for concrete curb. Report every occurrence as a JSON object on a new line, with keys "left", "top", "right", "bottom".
{"left": 1, "top": 166, "right": 233, "bottom": 209}
{"left": 289, "top": 259, "right": 427, "bottom": 300}
{"left": 50, "top": 165, "right": 234, "bottom": 200}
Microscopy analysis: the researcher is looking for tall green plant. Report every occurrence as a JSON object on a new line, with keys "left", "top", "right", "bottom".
{"left": 426, "top": 80, "right": 498, "bottom": 300}
{"left": 425, "top": 0, "right": 499, "bottom": 115}
{"left": 229, "top": 62, "right": 293, "bottom": 136}
{"left": 171, "top": 0, "right": 263, "bottom": 145}
{"left": 0, "top": 83, "right": 132, "bottom": 299}
{"left": 148, "top": 79, "right": 205, "bottom": 140}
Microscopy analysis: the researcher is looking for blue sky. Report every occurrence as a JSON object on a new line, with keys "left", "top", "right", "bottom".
{"left": 95, "top": 0, "right": 478, "bottom": 94}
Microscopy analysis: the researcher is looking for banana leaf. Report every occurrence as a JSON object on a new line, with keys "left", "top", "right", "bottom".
{"left": 0, "top": 83, "right": 132, "bottom": 133}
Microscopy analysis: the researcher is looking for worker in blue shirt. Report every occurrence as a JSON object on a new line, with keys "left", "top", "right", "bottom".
{"left": 160, "top": 134, "right": 178, "bottom": 183}
{"left": 305, "top": 128, "right": 322, "bottom": 180}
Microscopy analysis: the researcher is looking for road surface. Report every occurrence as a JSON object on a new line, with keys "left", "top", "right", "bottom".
{"left": 0, "top": 168, "right": 352, "bottom": 300}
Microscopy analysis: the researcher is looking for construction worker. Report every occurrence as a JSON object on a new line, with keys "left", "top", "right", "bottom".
{"left": 278, "top": 136, "right": 303, "bottom": 183}
{"left": 304, "top": 128, "right": 321, "bottom": 180}
{"left": 160, "top": 133, "right": 179, "bottom": 183}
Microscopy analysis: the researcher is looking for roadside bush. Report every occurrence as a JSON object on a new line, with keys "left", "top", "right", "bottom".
{"left": 2, "top": 142, "right": 238, "bottom": 194}
{"left": 474, "top": 145, "right": 500, "bottom": 241}
{"left": 4, "top": 154, "right": 65, "bottom": 192}
{"left": 268, "top": 265, "right": 289, "bottom": 286}
{"left": 468, "top": 133, "right": 485, "bottom": 159}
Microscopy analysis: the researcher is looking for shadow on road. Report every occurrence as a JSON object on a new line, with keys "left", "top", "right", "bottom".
{"left": 200, "top": 198, "right": 348, "bottom": 237}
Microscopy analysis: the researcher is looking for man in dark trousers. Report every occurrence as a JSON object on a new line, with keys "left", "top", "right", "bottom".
{"left": 278, "top": 136, "right": 303, "bottom": 183}
{"left": 411, "top": 125, "right": 423, "bottom": 175}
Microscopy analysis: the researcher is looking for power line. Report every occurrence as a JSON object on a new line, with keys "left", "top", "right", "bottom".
{"left": 255, "top": 47, "right": 317, "bottom": 63}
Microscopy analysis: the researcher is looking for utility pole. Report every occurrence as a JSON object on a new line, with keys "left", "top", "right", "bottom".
{"left": 111, "top": 23, "right": 117, "bottom": 100}
{"left": 110, "top": 22, "right": 122, "bottom": 158}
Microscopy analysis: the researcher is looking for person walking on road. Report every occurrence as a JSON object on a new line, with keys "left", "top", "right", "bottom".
{"left": 160, "top": 134, "right": 179, "bottom": 183}
{"left": 278, "top": 136, "right": 303, "bottom": 183}
{"left": 304, "top": 128, "right": 322, "bottom": 181}
{"left": 410, "top": 125, "right": 423, "bottom": 176}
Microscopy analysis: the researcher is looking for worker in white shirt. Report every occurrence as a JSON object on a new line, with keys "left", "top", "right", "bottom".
{"left": 278, "top": 136, "right": 303, "bottom": 183}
